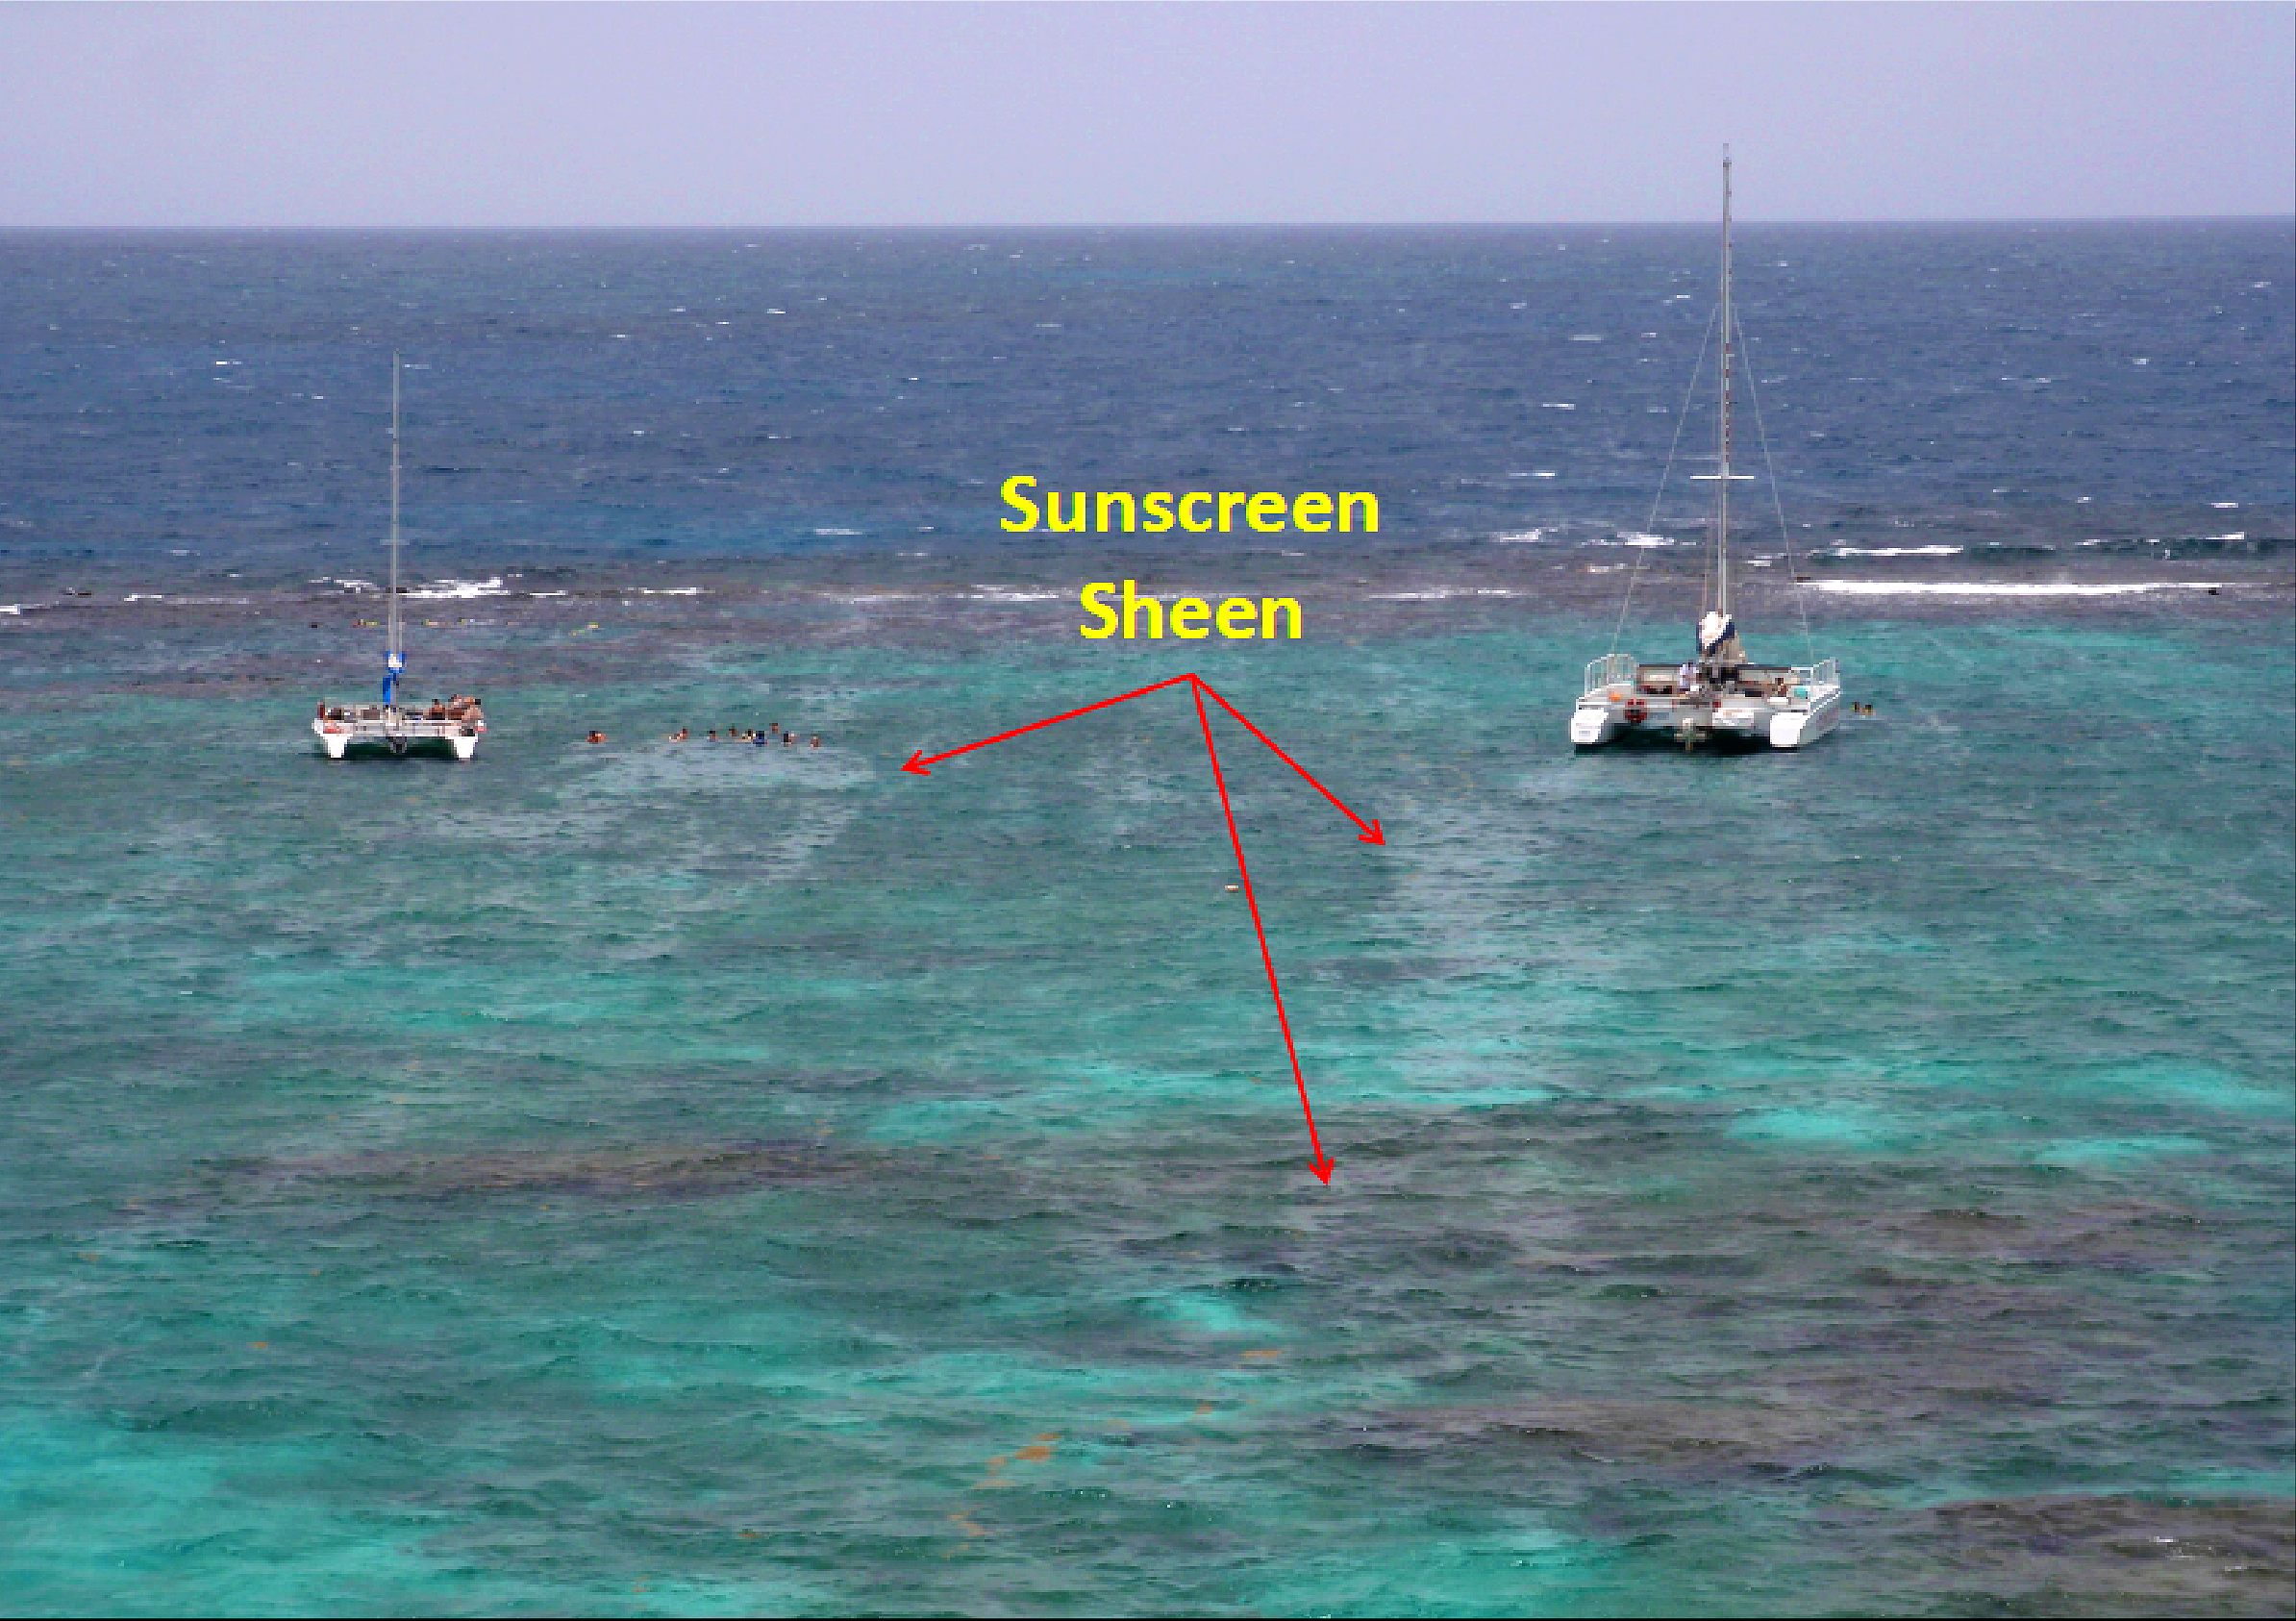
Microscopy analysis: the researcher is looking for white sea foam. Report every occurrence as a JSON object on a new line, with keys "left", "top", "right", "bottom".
{"left": 636, "top": 586, "right": 707, "bottom": 595}
{"left": 813, "top": 527, "right": 861, "bottom": 536}
{"left": 1829, "top": 545, "right": 1963, "bottom": 558}
{"left": 1490, "top": 529, "right": 1549, "bottom": 544}
{"left": 318, "top": 577, "right": 379, "bottom": 592}
{"left": 1369, "top": 587, "right": 1516, "bottom": 601}
{"left": 0, "top": 605, "right": 22, "bottom": 615}
{"left": 1538, "top": 402, "right": 1576, "bottom": 410}
{"left": 1815, "top": 581, "right": 2231, "bottom": 598}
{"left": 967, "top": 588, "right": 1061, "bottom": 603}
{"left": 2212, "top": 502, "right": 2240, "bottom": 509}
{"left": 528, "top": 590, "right": 568, "bottom": 598}
{"left": 123, "top": 593, "right": 164, "bottom": 602}
{"left": 1596, "top": 533, "right": 1679, "bottom": 549}
{"left": 2205, "top": 533, "right": 2246, "bottom": 542}
{"left": 406, "top": 577, "right": 509, "bottom": 601}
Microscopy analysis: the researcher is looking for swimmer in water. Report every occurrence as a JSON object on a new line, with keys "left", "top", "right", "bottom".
{"left": 783, "top": 731, "right": 795, "bottom": 746}
{"left": 810, "top": 735, "right": 821, "bottom": 749}
{"left": 669, "top": 727, "right": 689, "bottom": 741}
{"left": 586, "top": 731, "right": 606, "bottom": 744}
{"left": 753, "top": 728, "right": 769, "bottom": 746}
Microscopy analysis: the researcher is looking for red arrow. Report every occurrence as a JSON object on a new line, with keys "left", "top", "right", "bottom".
{"left": 1190, "top": 679, "right": 1335, "bottom": 1183}
{"left": 906, "top": 672, "right": 1375, "bottom": 1184}
{"left": 901, "top": 674, "right": 1195, "bottom": 775}
{"left": 1196, "top": 677, "right": 1385, "bottom": 844}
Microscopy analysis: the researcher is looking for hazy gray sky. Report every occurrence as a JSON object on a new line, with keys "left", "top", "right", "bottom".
{"left": 2, "top": 2, "right": 2288, "bottom": 226}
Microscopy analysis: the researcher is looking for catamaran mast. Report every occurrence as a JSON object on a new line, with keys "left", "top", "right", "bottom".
{"left": 383, "top": 353, "right": 406, "bottom": 706}
{"left": 1713, "top": 148, "right": 1734, "bottom": 620}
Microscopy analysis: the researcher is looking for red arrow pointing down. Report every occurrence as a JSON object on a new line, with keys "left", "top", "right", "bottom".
{"left": 904, "top": 673, "right": 1376, "bottom": 1182}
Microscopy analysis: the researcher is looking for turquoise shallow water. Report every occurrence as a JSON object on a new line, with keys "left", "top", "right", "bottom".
{"left": 2, "top": 590, "right": 2289, "bottom": 1615}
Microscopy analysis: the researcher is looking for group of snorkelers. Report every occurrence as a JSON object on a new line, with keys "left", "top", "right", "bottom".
{"left": 584, "top": 723, "right": 823, "bottom": 747}
{"left": 689, "top": 723, "right": 821, "bottom": 748}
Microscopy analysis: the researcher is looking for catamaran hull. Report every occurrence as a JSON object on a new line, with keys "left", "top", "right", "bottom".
{"left": 314, "top": 718, "right": 480, "bottom": 761}
{"left": 1570, "top": 686, "right": 1842, "bottom": 752}
{"left": 1569, "top": 708, "right": 1619, "bottom": 747}
{"left": 1767, "top": 691, "right": 1841, "bottom": 750}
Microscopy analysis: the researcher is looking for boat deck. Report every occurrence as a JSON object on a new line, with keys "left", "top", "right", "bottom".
{"left": 1572, "top": 655, "right": 1841, "bottom": 750}
{"left": 314, "top": 705, "right": 483, "bottom": 760}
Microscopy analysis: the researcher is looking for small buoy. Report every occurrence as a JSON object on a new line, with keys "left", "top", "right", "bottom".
{"left": 1225, "top": 885, "right": 1241, "bottom": 892}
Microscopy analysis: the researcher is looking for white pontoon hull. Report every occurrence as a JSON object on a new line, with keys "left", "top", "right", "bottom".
{"left": 1570, "top": 657, "right": 1843, "bottom": 751}
{"left": 314, "top": 713, "right": 481, "bottom": 761}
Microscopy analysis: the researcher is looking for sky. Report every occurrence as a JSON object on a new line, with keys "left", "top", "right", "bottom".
{"left": 0, "top": 2, "right": 2289, "bottom": 227}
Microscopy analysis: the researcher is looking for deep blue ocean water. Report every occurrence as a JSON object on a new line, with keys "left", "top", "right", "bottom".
{"left": 0, "top": 225, "right": 2290, "bottom": 1616}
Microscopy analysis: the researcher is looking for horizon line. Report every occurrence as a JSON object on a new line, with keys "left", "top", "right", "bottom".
{"left": 1, "top": 213, "right": 2290, "bottom": 234}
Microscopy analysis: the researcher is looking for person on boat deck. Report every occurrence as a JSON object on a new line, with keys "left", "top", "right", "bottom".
{"left": 1676, "top": 661, "right": 1697, "bottom": 695}
{"left": 426, "top": 699, "right": 447, "bottom": 719}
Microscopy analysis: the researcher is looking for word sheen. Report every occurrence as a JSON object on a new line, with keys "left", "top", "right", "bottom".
{"left": 1081, "top": 582, "right": 1301, "bottom": 640}
{"left": 1003, "top": 476, "right": 1379, "bottom": 535}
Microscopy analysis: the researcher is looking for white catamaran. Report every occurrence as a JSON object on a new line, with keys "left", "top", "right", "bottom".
{"left": 312, "top": 357, "right": 485, "bottom": 761}
{"left": 1570, "top": 153, "right": 1843, "bottom": 752}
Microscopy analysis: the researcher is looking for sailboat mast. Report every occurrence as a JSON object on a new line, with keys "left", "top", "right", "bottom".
{"left": 1713, "top": 148, "right": 1734, "bottom": 619}
{"left": 385, "top": 353, "right": 403, "bottom": 703}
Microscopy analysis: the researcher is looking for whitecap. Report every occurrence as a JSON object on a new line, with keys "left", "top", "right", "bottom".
{"left": 1828, "top": 545, "right": 1962, "bottom": 557}
{"left": 123, "top": 593, "right": 165, "bottom": 602}
{"left": 2205, "top": 533, "right": 2246, "bottom": 542}
{"left": 1490, "top": 529, "right": 1549, "bottom": 544}
{"left": 813, "top": 527, "right": 861, "bottom": 536}
{"left": 1371, "top": 587, "right": 1511, "bottom": 600}
{"left": 636, "top": 586, "right": 707, "bottom": 595}
{"left": 528, "top": 590, "right": 568, "bottom": 598}
{"left": 1538, "top": 402, "right": 1576, "bottom": 410}
{"left": 966, "top": 588, "right": 1062, "bottom": 603}
{"left": 1814, "top": 581, "right": 2231, "bottom": 597}
{"left": 406, "top": 577, "right": 509, "bottom": 600}
{"left": 2212, "top": 502, "right": 2240, "bottom": 509}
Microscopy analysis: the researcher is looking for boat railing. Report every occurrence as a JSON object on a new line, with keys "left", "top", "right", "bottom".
{"left": 1789, "top": 659, "right": 1839, "bottom": 687}
{"left": 1584, "top": 653, "right": 1636, "bottom": 694}
{"left": 319, "top": 712, "right": 478, "bottom": 736}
